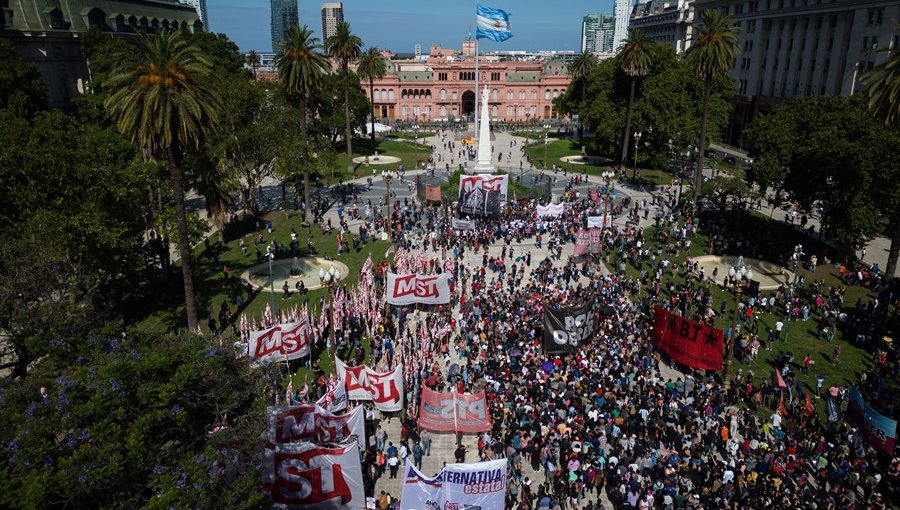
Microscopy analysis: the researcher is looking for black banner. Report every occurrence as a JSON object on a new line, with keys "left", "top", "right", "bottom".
{"left": 542, "top": 301, "right": 596, "bottom": 353}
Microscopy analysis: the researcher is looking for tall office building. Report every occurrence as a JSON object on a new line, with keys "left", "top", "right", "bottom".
{"left": 270, "top": 0, "right": 299, "bottom": 51}
{"left": 613, "top": 0, "right": 631, "bottom": 52}
{"left": 321, "top": 2, "right": 344, "bottom": 42}
{"left": 581, "top": 14, "right": 600, "bottom": 54}
{"left": 180, "top": 0, "right": 209, "bottom": 29}
{"left": 599, "top": 14, "right": 617, "bottom": 53}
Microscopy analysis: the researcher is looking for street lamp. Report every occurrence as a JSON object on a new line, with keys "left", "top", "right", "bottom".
{"left": 381, "top": 169, "right": 397, "bottom": 241}
{"left": 601, "top": 170, "right": 615, "bottom": 230}
{"left": 783, "top": 244, "right": 804, "bottom": 344}
{"left": 725, "top": 261, "right": 754, "bottom": 385}
{"left": 633, "top": 131, "right": 643, "bottom": 179}
{"left": 318, "top": 265, "right": 342, "bottom": 360}
{"left": 543, "top": 132, "right": 549, "bottom": 170}
{"left": 267, "top": 250, "right": 277, "bottom": 319}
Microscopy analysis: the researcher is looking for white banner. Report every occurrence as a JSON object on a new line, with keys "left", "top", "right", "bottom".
{"left": 587, "top": 215, "right": 612, "bottom": 229}
{"left": 399, "top": 459, "right": 508, "bottom": 510}
{"left": 335, "top": 357, "right": 404, "bottom": 412}
{"left": 536, "top": 202, "right": 565, "bottom": 218}
{"left": 264, "top": 440, "right": 365, "bottom": 510}
{"left": 385, "top": 273, "right": 451, "bottom": 305}
{"left": 316, "top": 381, "right": 348, "bottom": 413}
{"left": 267, "top": 404, "right": 365, "bottom": 450}
{"left": 450, "top": 218, "right": 475, "bottom": 230}
{"left": 248, "top": 321, "right": 311, "bottom": 366}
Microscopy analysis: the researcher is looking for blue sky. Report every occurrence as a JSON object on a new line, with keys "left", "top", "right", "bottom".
{"left": 206, "top": 0, "right": 617, "bottom": 53}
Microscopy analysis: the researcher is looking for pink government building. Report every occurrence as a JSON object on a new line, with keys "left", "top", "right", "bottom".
{"left": 356, "top": 40, "right": 573, "bottom": 123}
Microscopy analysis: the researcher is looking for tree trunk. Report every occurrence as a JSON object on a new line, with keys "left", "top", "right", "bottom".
{"left": 343, "top": 67, "right": 353, "bottom": 179}
{"left": 300, "top": 97, "right": 310, "bottom": 222}
{"left": 886, "top": 217, "right": 900, "bottom": 277}
{"left": 579, "top": 79, "right": 586, "bottom": 152}
{"left": 369, "top": 76, "right": 376, "bottom": 150}
{"left": 694, "top": 74, "right": 713, "bottom": 211}
{"left": 167, "top": 148, "right": 199, "bottom": 332}
{"left": 621, "top": 78, "right": 636, "bottom": 171}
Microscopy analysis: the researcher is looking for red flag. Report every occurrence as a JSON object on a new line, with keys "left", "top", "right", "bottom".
{"left": 778, "top": 393, "right": 789, "bottom": 416}
{"left": 804, "top": 392, "right": 815, "bottom": 416}
{"left": 774, "top": 369, "right": 787, "bottom": 390}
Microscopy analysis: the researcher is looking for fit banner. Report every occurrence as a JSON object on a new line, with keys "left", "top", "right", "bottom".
{"left": 385, "top": 273, "right": 451, "bottom": 305}
{"left": 263, "top": 440, "right": 365, "bottom": 510}
{"left": 316, "top": 381, "right": 348, "bottom": 413}
{"left": 247, "top": 320, "right": 310, "bottom": 367}
{"left": 418, "top": 387, "right": 491, "bottom": 433}
{"left": 335, "top": 357, "right": 404, "bottom": 412}
{"left": 450, "top": 218, "right": 475, "bottom": 230}
{"left": 573, "top": 228, "right": 603, "bottom": 256}
{"left": 542, "top": 301, "right": 596, "bottom": 353}
{"left": 651, "top": 306, "right": 725, "bottom": 371}
{"left": 458, "top": 174, "right": 508, "bottom": 217}
{"left": 267, "top": 404, "right": 365, "bottom": 449}
{"left": 425, "top": 185, "right": 442, "bottom": 202}
{"left": 847, "top": 386, "right": 897, "bottom": 454}
{"left": 400, "top": 459, "right": 507, "bottom": 510}
{"left": 536, "top": 203, "right": 565, "bottom": 218}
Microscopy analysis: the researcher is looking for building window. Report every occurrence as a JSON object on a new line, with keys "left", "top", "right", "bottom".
{"left": 452, "top": 91, "right": 458, "bottom": 101}
{"left": 552, "top": 90, "right": 558, "bottom": 98}
{"left": 519, "top": 90, "right": 525, "bottom": 100}
{"left": 506, "top": 106, "right": 512, "bottom": 116}
{"left": 545, "top": 89, "right": 551, "bottom": 100}
{"left": 507, "top": 90, "right": 513, "bottom": 100}
{"left": 389, "top": 89, "right": 395, "bottom": 100}
{"left": 529, "top": 106, "right": 536, "bottom": 116}
{"left": 492, "top": 89, "right": 499, "bottom": 101}
{"left": 425, "top": 89, "right": 432, "bottom": 99}
{"left": 440, "top": 106, "right": 447, "bottom": 117}
{"left": 532, "top": 90, "right": 538, "bottom": 100}
{"left": 492, "top": 105, "right": 498, "bottom": 117}
{"left": 402, "top": 106, "right": 408, "bottom": 118}
{"left": 87, "top": 8, "right": 107, "bottom": 30}
{"left": 438, "top": 72, "right": 447, "bottom": 81}
{"left": 491, "top": 72, "right": 500, "bottom": 80}
{"left": 48, "top": 8, "right": 66, "bottom": 29}
{"left": 440, "top": 89, "right": 446, "bottom": 100}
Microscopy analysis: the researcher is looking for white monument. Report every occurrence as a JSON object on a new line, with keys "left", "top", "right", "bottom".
{"left": 471, "top": 85, "right": 495, "bottom": 174}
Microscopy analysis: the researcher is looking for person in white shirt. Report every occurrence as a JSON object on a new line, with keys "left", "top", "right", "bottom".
{"left": 771, "top": 411, "right": 782, "bottom": 429}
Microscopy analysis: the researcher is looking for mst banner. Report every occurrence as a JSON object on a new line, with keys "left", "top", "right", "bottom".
{"left": 400, "top": 459, "right": 507, "bottom": 510}
{"left": 335, "top": 357, "right": 404, "bottom": 412}
{"left": 385, "top": 273, "right": 451, "bottom": 305}
{"left": 267, "top": 404, "right": 365, "bottom": 449}
{"left": 248, "top": 321, "right": 310, "bottom": 366}
{"left": 264, "top": 440, "right": 365, "bottom": 510}
{"left": 316, "top": 381, "right": 348, "bottom": 413}
{"left": 573, "top": 228, "right": 603, "bottom": 256}
{"left": 543, "top": 301, "right": 596, "bottom": 353}
{"left": 418, "top": 387, "right": 491, "bottom": 433}
{"left": 458, "top": 174, "right": 508, "bottom": 217}
{"left": 847, "top": 386, "right": 897, "bottom": 454}
{"left": 651, "top": 306, "right": 725, "bottom": 371}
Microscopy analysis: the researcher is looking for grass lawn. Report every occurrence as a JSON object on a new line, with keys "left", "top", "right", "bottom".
{"left": 523, "top": 139, "right": 615, "bottom": 176}
{"left": 511, "top": 131, "right": 550, "bottom": 140}
{"left": 129, "top": 209, "right": 392, "bottom": 378}
{"left": 613, "top": 212, "right": 878, "bottom": 418}
{"left": 328, "top": 138, "right": 431, "bottom": 184}
{"left": 385, "top": 131, "right": 436, "bottom": 141}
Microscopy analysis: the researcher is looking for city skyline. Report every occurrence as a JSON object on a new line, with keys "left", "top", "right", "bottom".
{"left": 206, "top": 0, "right": 619, "bottom": 52}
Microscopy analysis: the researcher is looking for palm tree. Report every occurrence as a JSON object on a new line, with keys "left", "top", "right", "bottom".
{"left": 275, "top": 25, "right": 329, "bottom": 222}
{"left": 863, "top": 48, "right": 900, "bottom": 276}
{"left": 105, "top": 30, "right": 222, "bottom": 332}
{"left": 569, "top": 52, "right": 598, "bottom": 151}
{"left": 246, "top": 50, "right": 261, "bottom": 79}
{"left": 357, "top": 46, "right": 388, "bottom": 149}
{"left": 616, "top": 29, "right": 655, "bottom": 178}
{"left": 325, "top": 21, "right": 362, "bottom": 179}
{"left": 685, "top": 9, "right": 740, "bottom": 208}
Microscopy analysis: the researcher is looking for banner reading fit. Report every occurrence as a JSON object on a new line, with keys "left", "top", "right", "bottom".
{"left": 536, "top": 202, "right": 565, "bottom": 218}
{"left": 400, "top": 459, "right": 507, "bottom": 510}
{"left": 264, "top": 440, "right": 365, "bottom": 510}
{"left": 248, "top": 320, "right": 311, "bottom": 366}
{"left": 543, "top": 301, "right": 596, "bottom": 353}
{"left": 385, "top": 273, "right": 451, "bottom": 305}
{"left": 267, "top": 404, "right": 365, "bottom": 449}
{"left": 574, "top": 228, "right": 603, "bottom": 256}
{"left": 458, "top": 174, "right": 508, "bottom": 217}
{"left": 651, "top": 306, "right": 725, "bottom": 371}
{"left": 418, "top": 387, "right": 491, "bottom": 433}
{"left": 335, "top": 357, "right": 404, "bottom": 412}
{"left": 847, "top": 386, "right": 897, "bottom": 454}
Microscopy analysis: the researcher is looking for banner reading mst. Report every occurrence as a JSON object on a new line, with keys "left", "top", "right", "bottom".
{"left": 385, "top": 273, "right": 451, "bottom": 305}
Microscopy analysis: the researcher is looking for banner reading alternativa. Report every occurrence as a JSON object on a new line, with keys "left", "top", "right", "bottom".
{"left": 263, "top": 440, "right": 365, "bottom": 510}
{"left": 400, "top": 459, "right": 507, "bottom": 510}
{"left": 385, "top": 273, "right": 451, "bottom": 305}
{"left": 418, "top": 387, "right": 491, "bottom": 433}
{"left": 651, "top": 306, "right": 725, "bottom": 371}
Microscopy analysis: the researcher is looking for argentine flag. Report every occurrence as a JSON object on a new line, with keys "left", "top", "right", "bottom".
{"left": 476, "top": 5, "right": 513, "bottom": 42}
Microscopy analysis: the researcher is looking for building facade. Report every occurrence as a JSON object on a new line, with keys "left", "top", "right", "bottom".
{"left": 582, "top": 13, "right": 617, "bottom": 54}
{"left": 630, "top": 0, "right": 695, "bottom": 54}
{"left": 0, "top": 0, "right": 201, "bottom": 108}
{"left": 180, "top": 0, "right": 209, "bottom": 29}
{"left": 354, "top": 43, "right": 571, "bottom": 123}
{"left": 613, "top": 0, "right": 632, "bottom": 52}
{"left": 321, "top": 2, "right": 343, "bottom": 42}
{"left": 270, "top": 0, "right": 299, "bottom": 51}
{"left": 693, "top": 0, "right": 899, "bottom": 146}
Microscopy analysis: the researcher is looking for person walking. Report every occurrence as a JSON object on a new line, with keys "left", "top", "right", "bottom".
{"left": 412, "top": 441, "right": 424, "bottom": 469}
{"left": 388, "top": 453, "right": 400, "bottom": 479}
{"left": 421, "top": 429, "right": 432, "bottom": 456}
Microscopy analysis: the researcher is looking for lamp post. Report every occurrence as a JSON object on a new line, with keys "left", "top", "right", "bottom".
{"left": 318, "top": 265, "right": 342, "bottom": 360}
{"left": 381, "top": 169, "right": 397, "bottom": 241}
{"left": 601, "top": 170, "right": 615, "bottom": 230}
{"left": 633, "top": 131, "right": 643, "bottom": 179}
{"left": 783, "top": 244, "right": 804, "bottom": 344}
{"left": 267, "top": 250, "right": 277, "bottom": 319}
{"left": 679, "top": 150, "right": 690, "bottom": 205}
{"left": 543, "top": 132, "right": 549, "bottom": 170}
{"left": 726, "top": 262, "right": 754, "bottom": 385}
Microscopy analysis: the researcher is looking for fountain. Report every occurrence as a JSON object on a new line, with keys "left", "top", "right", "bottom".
{"left": 352, "top": 149, "right": 401, "bottom": 166}
{"left": 240, "top": 257, "right": 349, "bottom": 293}
{"left": 694, "top": 255, "right": 793, "bottom": 290}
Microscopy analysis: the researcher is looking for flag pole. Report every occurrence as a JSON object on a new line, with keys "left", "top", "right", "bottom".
{"left": 474, "top": 2, "right": 479, "bottom": 137}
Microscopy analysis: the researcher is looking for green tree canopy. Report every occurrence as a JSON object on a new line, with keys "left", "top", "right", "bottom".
{"left": 0, "top": 37, "right": 47, "bottom": 116}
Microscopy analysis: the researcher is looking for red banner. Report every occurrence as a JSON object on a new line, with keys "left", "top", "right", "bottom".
{"left": 651, "top": 306, "right": 725, "bottom": 371}
{"left": 425, "top": 185, "right": 441, "bottom": 202}
{"left": 267, "top": 405, "right": 365, "bottom": 449}
{"left": 574, "top": 228, "right": 602, "bottom": 256}
{"left": 334, "top": 357, "right": 404, "bottom": 412}
{"left": 264, "top": 441, "right": 365, "bottom": 510}
{"left": 418, "top": 387, "right": 490, "bottom": 433}
{"left": 247, "top": 321, "right": 310, "bottom": 366}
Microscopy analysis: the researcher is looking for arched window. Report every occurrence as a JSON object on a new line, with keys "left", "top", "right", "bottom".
{"left": 492, "top": 89, "right": 499, "bottom": 101}
{"left": 506, "top": 106, "right": 512, "bottom": 116}
{"left": 519, "top": 90, "right": 525, "bottom": 100}
{"left": 507, "top": 90, "right": 513, "bottom": 100}
{"left": 413, "top": 106, "right": 420, "bottom": 117}
{"left": 373, "top": 90, "right": 380, "bottom": 101}
{"left": 425, "top": 89, "right": 432, "bottom": 100}
{"left": 161, "top": 20, "right": 170, "bottom": 32}
{"left": 180, "top": 21, "right": 188, "bottom": 31}
{"left": 402, "top": 106, "right": 408, "bottom": 118}
{"left": 491, "top": 105, "right": 498, "bottom": 117}
{"left": 139, "top": 17, "right": 149, "bottom": 32}
{"left": 530, "top": 106, "right": 536, "bottom": 116}
{"left": 440, "top": 106, "right": 447, "bottom": 117}
{"left": 518, "top": 106, "right": 525, "bottom": 116}
{"left": 553, "top": 89, "right": 559, "bottom": 98}
{"left": 388, "top": 89, "right": 395, "bottom": 100}
{"left": 128, "top": 16, "right": 138, "bottom": 31}
{"left": 150, "top": 18, "right": 159, "bottom": 31}
{"left": 440, "top": 89, "right": 446, "bottom": 100}
{"left": 112, "top": 14, "right": 126, "bottom": 32}
{"left": 414, "top": 90, "right": 419, "bottom": 100}
{"left": 545, "top": 89, "right": 551, "bottom": 100}
{"left": 531, "top": 90, "right": 537, "bottom": 100}
{"left": 47, "top": 8, "right": 66, "bottom": 29}
{"left": 87, "top": 8, "right": 107, "bottom": 30}
{"left": 401, "top": 89, "right": 408, "bottom": 99}
{"left": 425, "top": 106, "right": 431, "bottom": 116}
{"left": 192, "top": 19, "right": 203, "bottom": 32}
